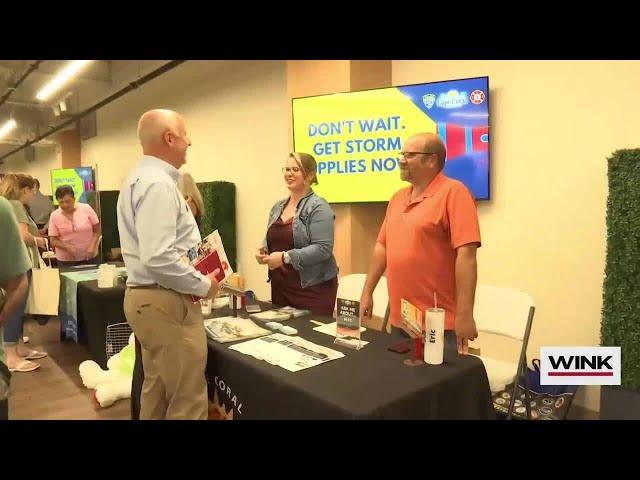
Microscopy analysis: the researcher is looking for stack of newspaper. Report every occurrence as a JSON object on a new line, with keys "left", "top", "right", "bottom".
{"left": 204, "top": 316, "right": 270, "bottom": 343}
{"left": 229, "top": 333, "right": 345, "bottom": 372}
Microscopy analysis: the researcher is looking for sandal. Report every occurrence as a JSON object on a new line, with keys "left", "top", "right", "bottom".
{"left": 9, "top": 360, "right": 40, "bottom": 373}
{"left": 24, "top": 350, "right": 47, "bottom": 360}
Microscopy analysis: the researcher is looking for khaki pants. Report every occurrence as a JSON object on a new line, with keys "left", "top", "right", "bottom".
{"left": 124, "top": 287, "right": 208, "bottom": 420}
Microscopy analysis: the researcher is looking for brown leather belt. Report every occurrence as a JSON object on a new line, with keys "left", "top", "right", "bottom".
{"left": 127, "top": 284, "right": 162, "bottom": 290}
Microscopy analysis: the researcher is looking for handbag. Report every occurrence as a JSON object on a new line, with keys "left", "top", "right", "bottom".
{"left": 25, "top": 238, "right": 60, "bottom": 316}
{"left": 521, "top": 358, "right": 579, "bottom": 396}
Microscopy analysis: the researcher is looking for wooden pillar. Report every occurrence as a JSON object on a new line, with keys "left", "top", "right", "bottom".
{"left": 56, "top": 129, "right": 81, "bottom": 169}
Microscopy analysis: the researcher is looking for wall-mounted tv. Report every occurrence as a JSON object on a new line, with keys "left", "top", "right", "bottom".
{"left": 292, "top": 76, "right": 490, "bottom": 202}
{"left": 50, "top": 166, "right": 97, "bottom": 210}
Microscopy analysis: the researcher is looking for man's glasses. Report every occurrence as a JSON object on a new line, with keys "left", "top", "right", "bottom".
{"left": 399, "top": 151, "right": 436, "bottom": 159}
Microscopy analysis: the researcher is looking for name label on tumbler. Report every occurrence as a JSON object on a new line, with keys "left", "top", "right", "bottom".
{"left": 429, "top": 329, "right": 436, "bottom": 343}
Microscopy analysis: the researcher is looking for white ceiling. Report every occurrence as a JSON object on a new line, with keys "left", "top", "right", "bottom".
{"left": 0, "top": 60, "right": 170, "bottom": 154}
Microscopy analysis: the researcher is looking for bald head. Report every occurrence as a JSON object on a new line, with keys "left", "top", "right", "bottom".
{"left": 406, "top": 132, "right": 447, "bottom": 169}
{"left": 137, "top": 109, "right": 191, "bottom": 168}
{"left": 137, "top": 109, "right": 184, "bottom": 148}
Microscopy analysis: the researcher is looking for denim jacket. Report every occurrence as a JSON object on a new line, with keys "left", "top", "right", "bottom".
{"left": 263, "top": 190, "right": 339, "bottom": 288}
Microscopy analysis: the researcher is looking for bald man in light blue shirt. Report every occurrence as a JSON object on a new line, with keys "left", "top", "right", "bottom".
{"left": 118, "top": 109, "right": 219, "bottom": 420}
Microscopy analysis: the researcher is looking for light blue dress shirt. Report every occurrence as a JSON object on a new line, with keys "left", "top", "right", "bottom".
{"left": 117, "top": 155, "right": 210, "bottom": 298}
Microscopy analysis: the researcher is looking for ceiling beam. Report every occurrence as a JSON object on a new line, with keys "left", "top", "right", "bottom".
{"left": 0, "top": 60, "right": 42, "bottom": 108}
{"left": 2, "top": 100, "right": 51, "bottom": 110}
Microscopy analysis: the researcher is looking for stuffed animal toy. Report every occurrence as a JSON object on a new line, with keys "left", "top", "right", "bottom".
{"left": 79, "top": 333, "right": 135, "bottom": 408}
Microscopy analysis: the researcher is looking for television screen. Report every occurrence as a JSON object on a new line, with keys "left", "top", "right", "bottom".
{"left": 292, "top": 76, "right": 490, "bottom": 202}
{"left": 50, "top": 166, "right": 97, "bottom": 209}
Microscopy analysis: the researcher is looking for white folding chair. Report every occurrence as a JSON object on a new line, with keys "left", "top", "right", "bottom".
{"left": 472, "top": 285, "right": 536, "bottom": 419}
{"left": 336, "top": 274, "right": 390, "bottom": 332}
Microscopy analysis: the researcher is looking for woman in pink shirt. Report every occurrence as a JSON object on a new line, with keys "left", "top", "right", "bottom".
{"left": 48, "top": 186, "right": 101, "bottom": 267}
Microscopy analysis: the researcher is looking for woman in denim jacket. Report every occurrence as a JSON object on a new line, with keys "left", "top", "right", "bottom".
{"left": 256, "top": 153, "right": 338, "bottom": 316}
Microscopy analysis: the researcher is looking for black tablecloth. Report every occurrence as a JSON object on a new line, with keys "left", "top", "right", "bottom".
{"left": 204, "top": 306, "right": 495, "bottom": 420}
{"left": 58, "top": 262, "right": 125, "bottom": 348}
{"left": 75, "top": 280, "right": 127, "bottom": 369}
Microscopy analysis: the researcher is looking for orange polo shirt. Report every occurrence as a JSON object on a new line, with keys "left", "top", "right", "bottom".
{"left": 377, "top": 172, "right": 481, "bottom": 331}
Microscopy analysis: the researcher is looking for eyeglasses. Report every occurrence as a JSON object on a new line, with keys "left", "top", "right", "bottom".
{"left": 399, "top": 151, "right": 436, "bottom": 159}
{"left": 282, "top": 166, "right": 301, "bottom": 174}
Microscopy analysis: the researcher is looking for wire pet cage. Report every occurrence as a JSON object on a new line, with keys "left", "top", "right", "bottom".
{"left": 105, "top": 323, "right": 133, "bottom": 361}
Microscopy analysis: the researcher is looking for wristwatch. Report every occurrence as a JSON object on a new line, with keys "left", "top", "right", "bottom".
{"left": 282, "top": 251, "right": 291, "bottom": 264}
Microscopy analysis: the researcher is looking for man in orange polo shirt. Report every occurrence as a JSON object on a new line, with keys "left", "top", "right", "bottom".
{"left": 360, "top": 132, "right": 481, "bottom": 354}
